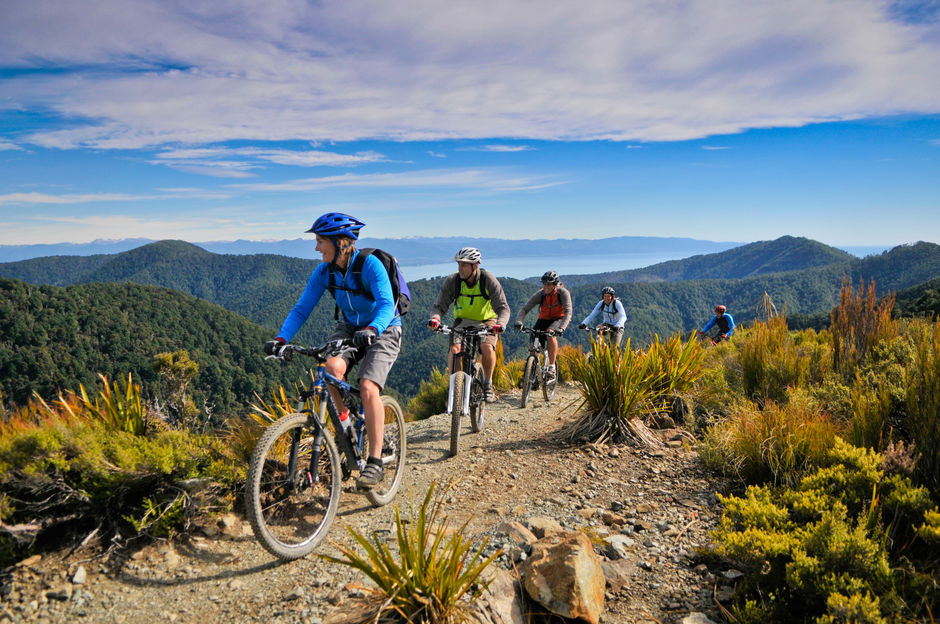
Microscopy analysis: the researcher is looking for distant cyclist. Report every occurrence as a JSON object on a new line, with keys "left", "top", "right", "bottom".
{"left": 427, "top": 247, "right": 511, "bottom": 403}
{"left": 701, "top": 304, "right": 735, "bottom": 342}
{"left": 514, "top": 270, "right": 572, "bottom": 381}
{"left": 263, "top": 212, "right": 402, "bottom": 490}
{"left": 579, "top": 286, "right": 627, "bottom": 348}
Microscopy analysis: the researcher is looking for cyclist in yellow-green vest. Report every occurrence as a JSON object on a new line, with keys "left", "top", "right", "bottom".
{"left": 427, "top": 247, "right": 511, "bottom": 402}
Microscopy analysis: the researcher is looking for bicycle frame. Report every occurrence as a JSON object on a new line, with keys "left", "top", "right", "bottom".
{"left": 444, "top": 328, "right": 485, "bottom": 416}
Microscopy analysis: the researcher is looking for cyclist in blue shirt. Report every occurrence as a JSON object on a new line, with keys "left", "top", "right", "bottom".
{"left": 701, "top": 304, "right": 735, "bottom": 342}
{"left": 264, "top": 213, "right": 402, "bottom": 489}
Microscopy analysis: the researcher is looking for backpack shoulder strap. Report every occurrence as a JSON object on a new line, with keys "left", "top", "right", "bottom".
{"left": 349, "top": 248, "right": 374, "bottom": 296}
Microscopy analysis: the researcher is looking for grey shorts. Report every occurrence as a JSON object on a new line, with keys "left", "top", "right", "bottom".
{"left": 328, "top": 323, "right": 402, "bottom": 390}
{"left": 452, "top": 318, "right": 499, "bottom": 350}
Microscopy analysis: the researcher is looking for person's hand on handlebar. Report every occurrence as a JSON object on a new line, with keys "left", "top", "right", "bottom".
{"left": 353, "top": 326, "right": 378, "bottom": 348}
{"left": 427, "top": 318, "right": 440, "bottom": 330}
{"left": 264, "top": 338, "right": 286, "bottom": 356}
{"left": 579, "top": 323, "right": 587, "bottom": 330}
{"left": 513, "top": 321, "right": 523, "bottom": 330}
{"left": 491, "top": 324, "right": 503, "bottom": 334}
{"left": 546, "top": 329, "right": 556, "bottom": 336}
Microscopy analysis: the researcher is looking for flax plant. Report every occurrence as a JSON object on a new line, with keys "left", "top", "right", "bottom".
{"left": 42, "top": 373, "right": 147, "bottom": 436}
{"left": 322, "top": 481, "right": 499, "bottom": 624}
{"left": 563, "top": 336, "right": 665, "bottom": 444}
{"left": 739, "top": 316, "right": 810, "bottom": 405}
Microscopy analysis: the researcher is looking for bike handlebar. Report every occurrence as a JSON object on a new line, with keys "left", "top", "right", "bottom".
{"left": 266, "top": 339, "right": 359, "bottom": 362}
{"left": 518, "top": 325, "right": 556, "bottom": 337}
{"left": 429, "top": 324, "right": 495, "bottom": 337}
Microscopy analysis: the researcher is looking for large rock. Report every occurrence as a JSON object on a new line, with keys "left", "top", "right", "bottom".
{"left": 519, "top": 531, "right": 605, "bottom": 624}
{"left": 466, "top": 566, "right": 526, "bottom": 624}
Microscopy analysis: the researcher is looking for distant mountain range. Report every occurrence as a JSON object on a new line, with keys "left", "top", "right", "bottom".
{"left": 2, "top": 235, "right": 937, "bottom": 408}
{"left": 0, "top": 236, "right": 891, "bottom": 265}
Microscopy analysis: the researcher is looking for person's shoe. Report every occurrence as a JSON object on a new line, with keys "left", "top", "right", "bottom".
{"left": 484, "top": 382, "right": 497, "bottom": 403}
{"left": 545, "top": 365, "right": 556, "bottom": 382}
{"left": 356, "top": 461, "right": 384, "bottom": 489}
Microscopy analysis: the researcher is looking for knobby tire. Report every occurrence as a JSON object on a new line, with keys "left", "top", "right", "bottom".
{"left": 450, "top": 370, "right": 465, "bottom": 457}
{"left": 245, "top": 412, "right": 342, "bottom": 560}
{"left": 520, "top": 356, "right": 537, "bottom": 408}
{"left": 363, "top": 396, "right": 407, "bottom": 506}
{"left": 542, "top": 354, "right": 558, "bottom": 402}
{"left": 469, "top": 362, "right": 485, "bottom": 433}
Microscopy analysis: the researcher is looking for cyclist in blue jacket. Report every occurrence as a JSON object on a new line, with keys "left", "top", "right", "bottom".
{"left": 264, "top": 213, "right": 402, "bottom": 489}
{"left": 701, "top": 304, "right": 735, "bottom": 342}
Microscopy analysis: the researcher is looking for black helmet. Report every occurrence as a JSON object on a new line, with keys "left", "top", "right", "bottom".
{"left": 601, "top": 286, "right": 615, "bottom": 296}
{"left": 541, "top": 270, "right": 559, "bottom": 284}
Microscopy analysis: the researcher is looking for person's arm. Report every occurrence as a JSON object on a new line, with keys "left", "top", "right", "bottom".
{"left": 428, "top": 274, "right": 458, "bottom": 322}
{"left": 725, "top": 313, "right": 736, "bottom": 336}
{"left": 557, "top": 287, "right": 573, "bottom": 331}
{"left": 702, "top": 315, "right": 717, "bottom": 333}
{"left": 582, "top": 301, "right": 602, "bottom": 327}
{"left": 613, "top": 300, "right": 627, "bottom": 327}
{"left": 357, "top": 254, "right": 395, "bottom": 333}
{"left": 515, "top": 291, "right": 541, "bottom": 325}
{"left": 277, "top": 265, "right": 328, "bottom": 342}
{"left": 484, "top": 272, "right": 511, "bottom": 328}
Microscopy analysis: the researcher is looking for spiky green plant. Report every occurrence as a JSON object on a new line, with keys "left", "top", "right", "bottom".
{"left": 562, "top": 336, "right": 665, "bottom": 444}
{"left": 41, "top": 373, "right": 147, "bottom": 436}
{"left": 322, "top": 481, "right": 500, "bottom": 624}
{"left": 831, "top": 278, "right": 898, "bottom": 378}
{"left": 906, "top": 319, "right": 940, "bottom": 492}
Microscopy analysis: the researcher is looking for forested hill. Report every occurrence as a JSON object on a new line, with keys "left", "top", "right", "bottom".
{"left": 0, "top": 277, "right": 310, "bottom": 414}
{"left": 2, "top": 238, "right": 939, "bottom": 407}
{"left": 559, "top": 236, "right": 855, "bottom": 286}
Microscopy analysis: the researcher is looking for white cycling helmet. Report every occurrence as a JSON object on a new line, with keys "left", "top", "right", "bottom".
{"left": 453, "top": 247, "right": 482, "bottom": 263}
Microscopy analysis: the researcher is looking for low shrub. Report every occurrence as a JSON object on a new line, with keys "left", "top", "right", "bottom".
{"left": 406, "top": 368, "right": 450, "bottom": 421}
{"left": 710, "top": 438, "right": 938, "bottom": 623}
{"left": 699, "top": 390, "right": 843, "bottom": 487}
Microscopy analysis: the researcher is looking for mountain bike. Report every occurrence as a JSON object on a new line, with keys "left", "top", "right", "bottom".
{"left": 244, "top": 339, "right": 406, "bottom": 560}
{"left": 697, "top": 329, "right": 728, "bottom": 346}
{"left": 518, "top": 325, "right": 558, "bottom": 407}
{"left": 430, "top": 324, "right": 492, "bottom": 457}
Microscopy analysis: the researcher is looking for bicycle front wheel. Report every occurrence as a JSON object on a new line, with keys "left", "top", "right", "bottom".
{"left": 520, "top": 355, "right": 537, "bottom": 408}
{"left": 542, "top": 359, "right": 558, "bottom": 402}
{"left": 450, "top": 371, "right": 465, "bottom": 457}
{"left": 363, "top": 396, "right": 407, "bottom": 507}
{"left": 245, "top": 413, "right": 342, "bottom": 560}
{"left": 469, "top": 362, "right": 486, "bottom": 433}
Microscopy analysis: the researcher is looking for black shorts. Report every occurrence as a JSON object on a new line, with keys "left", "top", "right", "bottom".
{"left": 533, "top": 318, "right": 563, "bottom": 348}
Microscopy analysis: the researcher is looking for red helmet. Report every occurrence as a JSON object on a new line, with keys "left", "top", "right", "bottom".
{"left": 715, "top": 305, "right": 727, "bottom": 313}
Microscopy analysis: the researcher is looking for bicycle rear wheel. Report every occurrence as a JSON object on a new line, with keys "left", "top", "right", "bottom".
{"left": 469, "top": 362, "right": 486, "bottom": 433}
{"left": 363, "top": 396, "right": 407, "bottom": 506}
{"left": 520, "top": 355, "right": 537, "bottom": 408}
{"left": 245, "top": 413, "right": 342, "bottom": 560}
{"left": 450, "top": 371, "right": 465, "bottom": 457}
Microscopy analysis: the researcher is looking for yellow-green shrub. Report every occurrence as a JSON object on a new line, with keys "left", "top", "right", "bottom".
{"left": 406, "top": 367, "right": 449, "bottom": 421}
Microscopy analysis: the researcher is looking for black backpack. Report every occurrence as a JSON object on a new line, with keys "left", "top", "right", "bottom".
{"left": 327, "top": 248, "right": 412, "bottom": 319}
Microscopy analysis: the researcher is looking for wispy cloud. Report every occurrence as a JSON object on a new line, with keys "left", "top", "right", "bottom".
{"left": 0, "top": 189, "right": 230, "bottom": 206}
{"left": 465, "top": 145, "right": 535, "bottom": 153}
{"left": 229, "top": 168, "right": 566, "bottom": 194}
{"left": 3, "top": 1, "right": 938, "bottom": 149}
{"left": 147, "top": 146, "right": 388, "bottom": 177}
{"left": 702, "top": 145, "right": 731, "bottom": 150}
{"left": 0, "top": 140, "right": 24, "bottom": 151}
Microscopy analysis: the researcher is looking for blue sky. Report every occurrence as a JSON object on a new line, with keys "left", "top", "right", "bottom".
{"left": 1, "top": 1, "right": 939, "bottom": 248}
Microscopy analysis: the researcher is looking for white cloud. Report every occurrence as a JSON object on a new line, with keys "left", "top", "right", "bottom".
{"left": 0, "top": 189, "right": 230, "bottom": 205}
{"left": 228, "top": 168, "right": 566, "bottom": 193}
{"left": 702, "top": 146, "right": 731, "bottom": 150}
{"left": 466, "top": 145, "right": 535, "bottom": 153}
{"left": 1, "top": 1, "right": 938, "bottom": 149}
{"left": 0, "top": 140, "right": 24, "bottom": 151}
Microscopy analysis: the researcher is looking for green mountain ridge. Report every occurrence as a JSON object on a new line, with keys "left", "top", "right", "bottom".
{"left": 2, "top": 237, "right": 938, "bottom": 410}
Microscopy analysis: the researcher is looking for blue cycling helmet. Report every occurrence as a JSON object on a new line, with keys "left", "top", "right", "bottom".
{"left": 306, "top": 213, "right": 365, "bottom": 239}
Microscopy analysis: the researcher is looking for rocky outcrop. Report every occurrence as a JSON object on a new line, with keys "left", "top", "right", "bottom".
{"left": 519, "top": 530, "right": 605, "bottom": 624}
